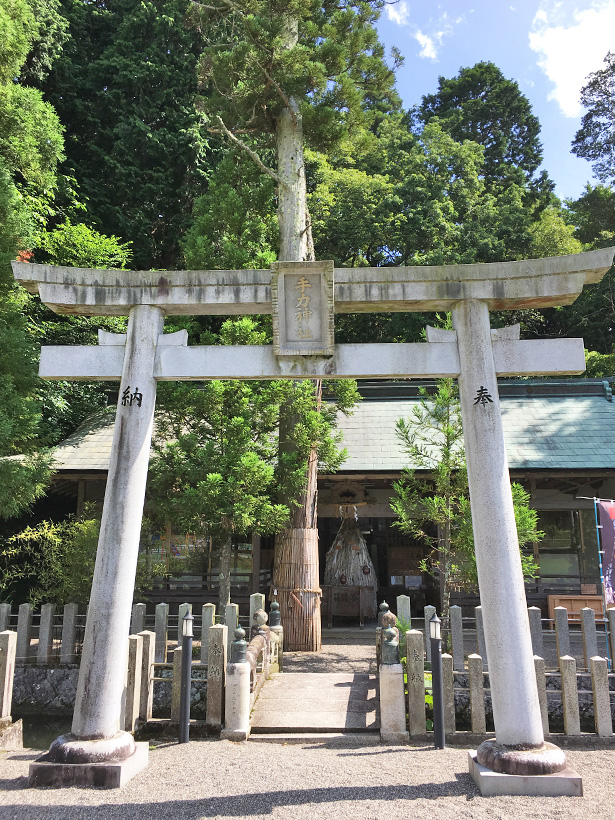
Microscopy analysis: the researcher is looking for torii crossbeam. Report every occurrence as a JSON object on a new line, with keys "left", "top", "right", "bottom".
{"left": 14, "top": 247, "right": 615, "bottom": 791}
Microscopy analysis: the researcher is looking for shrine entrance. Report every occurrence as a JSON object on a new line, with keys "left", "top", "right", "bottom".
{"left": 13, "top": 247, "right": 615, "bottom": 789}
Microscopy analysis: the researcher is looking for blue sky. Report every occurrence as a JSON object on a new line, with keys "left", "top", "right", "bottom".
{"left": 376, "top": 0, "right": 615, "bottom": 202}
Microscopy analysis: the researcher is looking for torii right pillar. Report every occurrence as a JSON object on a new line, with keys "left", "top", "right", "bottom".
{"left": 453, "top": 299, "right": 581, "bottom": 796}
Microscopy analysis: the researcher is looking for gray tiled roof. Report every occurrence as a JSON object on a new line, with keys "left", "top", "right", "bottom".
{"left": 52, "top": 392, "right": 615, "bottom": 473}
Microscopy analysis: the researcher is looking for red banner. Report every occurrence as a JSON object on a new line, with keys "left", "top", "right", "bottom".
{"left": 597, "top": 500, "right": 615, "bottom": 607}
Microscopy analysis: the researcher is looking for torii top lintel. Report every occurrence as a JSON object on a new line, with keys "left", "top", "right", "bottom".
{"left": 12, "top": 247, "right": 615, "bottom": 317}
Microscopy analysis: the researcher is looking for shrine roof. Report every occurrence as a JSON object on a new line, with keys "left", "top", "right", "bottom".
{"left": 50, "top": 380, "right": 615, "bottom": 474}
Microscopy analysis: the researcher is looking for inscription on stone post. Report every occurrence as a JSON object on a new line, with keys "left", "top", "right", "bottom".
{"left": 271, "top": 261, "right": 334, "bottom": 356}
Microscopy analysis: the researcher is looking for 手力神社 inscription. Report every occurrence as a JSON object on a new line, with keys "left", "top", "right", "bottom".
{"left": 271, "top": 260, "right": 334, "bottom": 356}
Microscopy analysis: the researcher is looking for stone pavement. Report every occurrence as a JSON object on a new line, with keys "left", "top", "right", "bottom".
{"left": 251, "top": 672, "right": 379, "bottom": 733}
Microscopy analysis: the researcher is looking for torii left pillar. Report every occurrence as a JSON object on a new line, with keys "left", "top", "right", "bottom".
{"left": 30, "top": 304, "right": 163, "bottom": 786}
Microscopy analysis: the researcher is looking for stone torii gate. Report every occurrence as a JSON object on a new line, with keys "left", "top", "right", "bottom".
{"left": 13, "top": 248, "right": 615, "bottom": 792}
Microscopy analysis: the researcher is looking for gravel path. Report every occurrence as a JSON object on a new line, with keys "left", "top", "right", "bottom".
{"left": 2, "top": 740, "right": 614, "bottom": 820}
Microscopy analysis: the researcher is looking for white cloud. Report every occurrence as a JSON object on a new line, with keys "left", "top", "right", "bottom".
{"left": 414, "top": 30, "right": 438, "bottom": 60}
{"left": 529, "top": 1, "right": 615, "bottom": 117}
{"left": 386, "top": 1, "right": 410, "bottom": 27}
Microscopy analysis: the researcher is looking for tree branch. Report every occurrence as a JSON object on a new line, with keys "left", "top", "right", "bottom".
{"left": 212, "top": 116, "right": 281, "bottom": 184}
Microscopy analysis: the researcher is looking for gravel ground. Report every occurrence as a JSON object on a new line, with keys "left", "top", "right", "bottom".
{"left": 3, "top": 634, "right": 614, "bottom": 819}
{"left": 2, "top": 740, "right": 615, "bottom": 820}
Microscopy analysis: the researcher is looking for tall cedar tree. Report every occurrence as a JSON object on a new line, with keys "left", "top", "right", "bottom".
{"left": 40, "top": 0, "right": 212, "bottom": 269}
{"left": 191, "top": 0, "right": 399, "bottom": 648}
{"left": 572, "top": 52, "right": 615, "bottom": 185}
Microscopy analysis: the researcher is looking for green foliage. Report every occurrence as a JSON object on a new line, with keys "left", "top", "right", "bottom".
{"left": 192, "top": 0, "right": 400, "bottom": 151}
{"left": 182, "top": 151, "right": 277, "bottom": 270}
{"left": 37, "top": 219, "right": 132, "bottom": 268}
{"left": 572, "top": 52, "right": 615, "bottom": 185}
{"left": 391, "top": 379, "right": 541, "bottom": 614}
{"left": 585, "top": 349, "right": 615, "bottom": 378}
{"left": 41, "top": 0, "right": 212, "bottom": 269}
{"left": 0, "top": 505, "right": 166, "bottom": 604}
{"left": 529, "top": 205, "right": 582, "bottom": 258}
{"left": 565, "top": 184, "right": 615, "bottom": 249}
{"left": 414, "top": 61, "right": 553, "bottom": 209}
{"left": 0, "top": 512, "right": 97, "bottom": 604}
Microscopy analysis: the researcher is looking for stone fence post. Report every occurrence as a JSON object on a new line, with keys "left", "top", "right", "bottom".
{"left": 590, "top": 656, "right": 612, "bottom": 737}
{"left": 155, "top": 602, "right": 169, "bottom": 663}
{"left": 37, "top": 603, "right": 56, "bottom": 665}
{"left": 60, "top": 603, "right": 78, "bottom": 664}
{"left": 221, "top": 627, "right": 251, "bottom": 741}
{"left": 0, "top": 630, "right": 21, "bottom": 749}
{"left": 16, "top": 603, "right": 32, "bottom": 663}
{"left": 0, "top": 604, "right": 10, "bottom": 633}
{"left": 269, "top": 601, "right": 283, "bottom": 672}
{"left": 139, "top": 630, "right": 156, "bottom": 724}
{"left": 379, "top": 626, "right": 409, "bottom": 743}
{"left": 124, "top": 633, "right": 143, "bottom": 732}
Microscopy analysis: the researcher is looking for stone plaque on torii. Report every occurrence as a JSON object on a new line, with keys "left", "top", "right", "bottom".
{"left": 13, "top": 247, "right": 615, "bottom": 790}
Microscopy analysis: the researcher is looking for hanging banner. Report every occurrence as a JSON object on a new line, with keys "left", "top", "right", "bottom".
{"left": 597, "top": 500, "right": 615, "bottom": 606}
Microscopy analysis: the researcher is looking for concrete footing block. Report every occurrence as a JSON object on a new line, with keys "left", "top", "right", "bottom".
{"left": 468, "top": 751, "right": 583, "bottom": 797}
{"left": 28, "top": 742, "right": 149, "bottom": 789}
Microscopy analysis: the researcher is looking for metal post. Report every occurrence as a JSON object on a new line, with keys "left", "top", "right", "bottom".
{"left": 179, "top": 612, "right": 193, "bottom": 744}
{"left": 430, "top": 614, "right": 445, "bottom": 749}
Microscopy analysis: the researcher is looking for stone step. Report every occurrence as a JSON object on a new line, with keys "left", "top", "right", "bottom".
{"left": 250, "top": 672, "right": 380, "bottom": 733}
{"left": 249, "top": 732, "right": 381, "bottom": 744}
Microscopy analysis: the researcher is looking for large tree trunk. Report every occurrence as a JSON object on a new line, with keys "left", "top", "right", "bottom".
{"left": 271, "top": 15, "right": 321, "bottom": 652}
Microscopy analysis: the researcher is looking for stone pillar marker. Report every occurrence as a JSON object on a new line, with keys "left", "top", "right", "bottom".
{"left": 453, "top": 300, "right": 564, "bottom": 778}
{"left": 406, "top": 630, "right": 426, "bottom": 738}
{"left": 206, "top": 623, "right": 227, "bottom": 733}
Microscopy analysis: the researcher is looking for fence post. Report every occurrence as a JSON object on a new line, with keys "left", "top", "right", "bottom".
{"left": 16, "top": 603, "right": 32, "bottom": 663}
{"left": 379, "top": 626, "right": 409, "bottom": 743}
{"left": 154, "top": 602, "right": 169, "bottom": 663}
{"left": 37, "top": 603, "right": 56, "bottom": 665}
{"left": 0, "top": 604, "right": 10, "bottom": 633}
{"left": 171, "top": 645, "right": 183, "bottom": 723}
{"left": 559, "top": 655, "right": 581, "bottom": 736}
{"left": 406, "top": 629, "right": 426, "bottom": 739}
{"left": 450, "top": 605, "right": 464, "bottom": 671}
{"left": 221, "top": 627, "right": 251, "bottom": 741}
{"left": 60, "top": 603, "right": 78, "bottom": 664}
{"left": 590, "top": 656, "right": 613, "bottom": 737}
{"left": 396, "top": 594, "right": 411, "bottom": 625}
{"left": 0, "top": 631, "right": 17, "bottom": 720}
{"left": 225, "top": 604, "right": 239, "bottom": 655}
{"left": 139, "top": 630, "right": 155, "bottom": 723}
{"left": 124, "top": 633, "right": 143, "bottom": 732}
{"left": 442, "top": 653, "right": 455, "bottom": 735}
{"left": 554, "top": 606, "right": 570, "bottom": 658}
{"left": 468, "top": 653, "right": 486, "bottom": 734}
{"left": 201, "top": 603, "right": 215, "bottom": 664}
{"left": 206, "top": 623, "right": 227, "bottom": 734}
{"left": 528, "top": 606, "right": 544, "bottom": 658}
{"left": 424, "top": 605, "right": 436, "bottom": 663}
{"left": 581, "top": 607, "right": 598, "bottom": 668}
{"left": 533, "top": 655, "right": 549, "bottom": 736}
{"left": 131, "top": 602, "right": 146, "bottom": 635}
{"left": 474, "top": 606, "right": 487, "bottom": 670}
